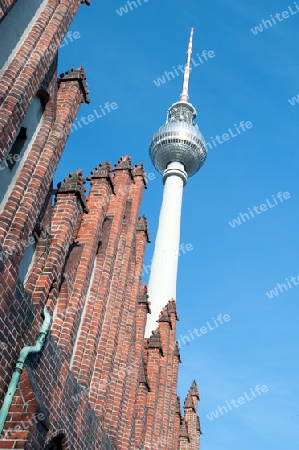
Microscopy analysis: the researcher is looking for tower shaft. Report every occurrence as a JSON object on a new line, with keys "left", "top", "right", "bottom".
{"left": 145, "top": 162, "right": 186, "bottom": 336}
{"left": 146, "top": 28, "right": 207, "bottom": 337}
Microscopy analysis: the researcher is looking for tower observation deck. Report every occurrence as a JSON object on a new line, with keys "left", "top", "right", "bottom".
{"left": 145, "top": 28, "right": 207, "bottom": 337}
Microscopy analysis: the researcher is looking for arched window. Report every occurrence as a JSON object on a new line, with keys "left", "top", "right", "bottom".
{"left": 0, "top": 95, "right": 44, "bottom": 210}
{"left": 46, "top": 437, "right": 63, "bottom": 450}
{"left": 18, "top": 233, "right": 38, "bottom": 284}
{"left": 0, "top": 0, "right": 48, "bottom": 76}
{"left": 47, "top": 442, "right": 62, "bottom": 450}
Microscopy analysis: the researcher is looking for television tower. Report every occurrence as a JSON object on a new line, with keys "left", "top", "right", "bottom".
{"left": 145, "top": 28, "right": 207, "bottom": 337}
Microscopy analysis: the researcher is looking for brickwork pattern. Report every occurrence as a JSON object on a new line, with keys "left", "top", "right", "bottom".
{"left": 178, "top": 382, "right": 202, "bottom": 450}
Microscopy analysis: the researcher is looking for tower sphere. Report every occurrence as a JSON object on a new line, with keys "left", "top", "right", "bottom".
{"left": 149, "top": 101, "right": 207, "bottom": 177}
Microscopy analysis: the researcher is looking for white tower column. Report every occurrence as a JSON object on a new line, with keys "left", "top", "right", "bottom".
{"left": 145, "top": 28, "right": 207, "bottom": 338}
{"left": 145, "top": 161, "right": 187, "bottom": 337}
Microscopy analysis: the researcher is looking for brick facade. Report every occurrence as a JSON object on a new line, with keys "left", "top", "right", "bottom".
{"left": 0, "top": 1, "right": 201, "bottom": 449}
{"left": 0, "top": 0, "right": 17, "bottom": 20}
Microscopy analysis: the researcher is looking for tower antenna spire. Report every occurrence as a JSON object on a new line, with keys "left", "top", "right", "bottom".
{"left": 180, "top": 27, "right": 194, "bottom": 103}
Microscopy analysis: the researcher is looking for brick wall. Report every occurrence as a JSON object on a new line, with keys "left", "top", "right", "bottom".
{"left": 0, "top": 0, "right": 89, "bottom": 157}
{"left": 179, "top": 383, "right": 202, "bottom": 450}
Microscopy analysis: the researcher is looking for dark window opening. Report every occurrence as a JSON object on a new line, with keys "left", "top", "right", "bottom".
{"left": 47, "top": 437, "right": 63, "bottom": 450}
{"left": 7, "top": 127, "right": 27, "bottom": 170}
{"left": 18, "top": 232, "right": 38, "bottom": 284}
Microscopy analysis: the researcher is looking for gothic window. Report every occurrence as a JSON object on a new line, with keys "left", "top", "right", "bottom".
{"left": 0, "top": 0, "right": 48, "bottom": 75}
{"left": 6, "top": 127, "right": 27, "bottom": 170}
{"left": 46, "top": 437, "right": 63, "bottom": 450}
{"left": 0, "top": 96, "right": 44, "bottom": 210}
{"left": 18, "top": 233, "right": 38, "bottom": 284}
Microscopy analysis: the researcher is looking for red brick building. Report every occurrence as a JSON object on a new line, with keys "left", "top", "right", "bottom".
{"left": 0, "top": 1, "right": 201, "bottom": 448}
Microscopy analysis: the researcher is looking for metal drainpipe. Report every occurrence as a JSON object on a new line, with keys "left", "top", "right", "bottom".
{"left": 0, "top": 306, "right": 51, "bottom": 435}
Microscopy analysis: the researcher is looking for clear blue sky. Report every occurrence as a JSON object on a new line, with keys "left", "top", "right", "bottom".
{"left": 55, "top": 0, "right": 299, "bottom": 448}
